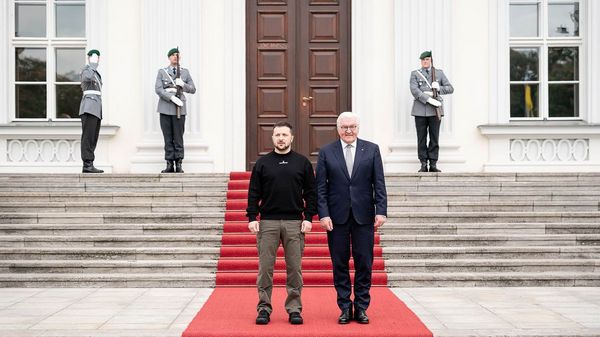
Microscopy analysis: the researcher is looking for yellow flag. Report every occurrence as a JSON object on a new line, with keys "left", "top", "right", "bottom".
{"left": 524, "top": 84, "right": 534, "bottom": 117}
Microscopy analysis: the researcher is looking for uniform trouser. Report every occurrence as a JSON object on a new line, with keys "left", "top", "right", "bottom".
{"left": 256, "top": 219, "right": 305, "bottom": 314}
{"left": 415, "top": 116, "right": 441, "bottom": 162}
{"left": 327, "top": 210, "right": 375, "bottom": 312}
{"left": 80, "top": 113, "right": 101, "bottom": 162}
{"left": 159, "top": 114, "right": 186, "bottom": 161}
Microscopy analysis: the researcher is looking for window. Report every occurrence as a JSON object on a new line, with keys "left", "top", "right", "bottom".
{"left": 509, "top": 0, "right": 582, "bottom": 120}
{"left": 12, "top": 0, "right": 86, "bottom": 120}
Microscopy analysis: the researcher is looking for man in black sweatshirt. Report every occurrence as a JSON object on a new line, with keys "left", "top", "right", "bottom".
{"left": 246, "top": 121, "right": 317, "bottom": 325}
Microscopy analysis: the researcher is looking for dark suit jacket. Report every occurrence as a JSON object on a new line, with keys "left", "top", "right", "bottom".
{"left": 316, "top": 138, "right": 387, "bottom": 225}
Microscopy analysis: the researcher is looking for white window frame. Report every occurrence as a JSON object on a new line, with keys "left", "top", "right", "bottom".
{"left": 509, "top": 0, "right": 586, "bottom": 121}
{"left": 9, "top": 0, "right": 87, "bottom": 122}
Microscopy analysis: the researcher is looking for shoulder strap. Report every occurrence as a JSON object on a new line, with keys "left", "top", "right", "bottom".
{"left": 416, "top": 70, "right": 432, "bottom": 89}
{"left": 162, "top": 68, "right": 176, "bottom": 85}
{"left": 93, "top": 73, "right": 102, "bottom": 89}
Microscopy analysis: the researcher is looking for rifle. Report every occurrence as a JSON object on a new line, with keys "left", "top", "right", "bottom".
{"left": 431, "top": 56, "right": 442, "bottom": 121}
{"left": 175, "top": 47, "right": 182, "bottom": 119}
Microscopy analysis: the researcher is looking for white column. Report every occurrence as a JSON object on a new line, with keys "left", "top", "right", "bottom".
{"left": 222, "top": 0, "right": 246, "bottom": 172}
{"left": 385, "top": 0, "right": 466, "bottom": 172}
{"left": 130, "top": 0, "right": 213, "bottom": 172}
{"left": 487, "top": 0, "right": 510, "bottom": 124}
{"left": 351, "top": 0, "right": 395, "bottom": 153}
{"left": 588, "top": 0, "right": 600, "bottom": 124}
{"left": 0, "top": 1, "right": 10, "bottom": 125}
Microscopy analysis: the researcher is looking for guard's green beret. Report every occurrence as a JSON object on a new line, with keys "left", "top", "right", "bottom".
{"left": 87, "top": 49, "right": 100, "bottom": 57}
{"left": 168, "top": 48, "right": 179, "bottom": 57}
{"left": 419, "top": 50, "right": 432, "bottom": 59}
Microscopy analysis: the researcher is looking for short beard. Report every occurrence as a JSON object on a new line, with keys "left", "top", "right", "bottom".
{"left": 274, "top": 143, "right": 291, "bottom": 153}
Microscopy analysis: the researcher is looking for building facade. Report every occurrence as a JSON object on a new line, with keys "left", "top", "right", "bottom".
{"left": 1, "top": 0, "right": 599, "bottom": 173}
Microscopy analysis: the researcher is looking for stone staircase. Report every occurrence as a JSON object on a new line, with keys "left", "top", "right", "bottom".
{"left": 0, "top": 174, "right": 228, "bottom": 287}
{"left": 382, "top": 173, "right": 600, "bottom": 287}
{"left": 0, "top": 172, "right": 599, "bottom": 287}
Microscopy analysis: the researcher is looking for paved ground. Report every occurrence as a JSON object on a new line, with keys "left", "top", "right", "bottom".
{"left": 0, "top": 287, "right": 599, "bottom": 337}
{"left": 393, "top": 288, "right": 600, "bottom": 337}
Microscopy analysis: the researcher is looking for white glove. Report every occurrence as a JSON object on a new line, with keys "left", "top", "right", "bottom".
{"left": 170, "top": 96, "right": 183, "bottom": 107}
{"left": 424, "top": 91, "right": 433, "bottom": 97}
{"left": 432, "top": 81, "right": 440, "bottom": 90}
{"left": 427, "top": 97, "right": 442, "bottom": 107}
{"left": 175, "top": 78, "right": 185, "bottom": 87}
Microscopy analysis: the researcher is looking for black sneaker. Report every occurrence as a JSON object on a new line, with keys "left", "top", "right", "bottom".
{"left": 289, "top": 312, "right": 303, "bottom": 325}
{"left": 255, "top": 310, "right": 270, "bottom": 325}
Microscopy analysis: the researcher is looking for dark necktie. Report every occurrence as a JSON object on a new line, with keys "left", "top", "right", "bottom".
{"left": 172, "top": 68, "right": 176, "bottom": 77}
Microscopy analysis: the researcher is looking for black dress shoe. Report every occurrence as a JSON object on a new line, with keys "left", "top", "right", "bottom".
{"left": 289, "top": 312, "right": 303, "bottom": 325}
{"left": 255, "top": 310, "right": 270, "bottom": 325}
{"left": 354, "top": 309, "right": 369, "bottom": 324}
{"left": 338, "top": 308, "right": 352, "bottom": 324}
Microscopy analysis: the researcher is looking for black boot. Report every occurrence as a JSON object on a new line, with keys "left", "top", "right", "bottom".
{"left": 418, "top": 160, "right": 428, "bottom": 172}
{"left": 429, "top": 160, "right": 441, "bottom": 172}
{"left": 82, "top": 161, "right": 103, "bottom": 173}
{"left": 175, "top": 159, "right": 184, "bottom": 173}
{"left": 161, "top": 161, "right": 175, "bottom": 173}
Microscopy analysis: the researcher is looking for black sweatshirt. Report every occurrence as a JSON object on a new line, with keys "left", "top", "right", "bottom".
{"left": 246, "top": 150, "right": 317, "bottom": 222}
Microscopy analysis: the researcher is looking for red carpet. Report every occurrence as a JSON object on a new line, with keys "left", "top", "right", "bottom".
{"left": 217, "top": 171, "right": 387, "bottom": 286}
{"left": 181, "top": 172, "right": 432, "bottom": 337}
{"left": 182, "top": 287, "right": 432, "bottom": 337}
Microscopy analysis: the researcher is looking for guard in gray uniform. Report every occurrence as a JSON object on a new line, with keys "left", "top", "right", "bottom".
{"left": 79, "top": 49, "right": 104, "bottom": 173}
{"left": 155, "top": 47, "right": 196, "bottom": 173}
{"left": 410, "top": 50, "right": 454, "bottom": 172}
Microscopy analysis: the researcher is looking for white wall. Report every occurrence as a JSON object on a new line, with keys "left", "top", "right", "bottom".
{"left": 100, "top": 0, "right": 144, "bottom": 173}
{"left": 351, "top": 0, "right": 395, "bottom": 151}
{"left": 3, "top": 0, "right": 597, "bottom": 173}
{"left": 450, "top": 0, "right": 490, "bottom": 171}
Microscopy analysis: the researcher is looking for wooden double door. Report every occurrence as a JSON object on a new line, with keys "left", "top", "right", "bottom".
{"left": 246, "top": 0, "right": 351, "bottom": 169}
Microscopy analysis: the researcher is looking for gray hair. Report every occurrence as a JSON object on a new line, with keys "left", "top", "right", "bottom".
{"left": 336, "top": 111, "right": 360, "bottom": 127}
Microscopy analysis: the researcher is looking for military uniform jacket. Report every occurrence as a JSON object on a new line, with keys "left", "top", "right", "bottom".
{"left": 410, "top": 67, "right": 453, "bottom": 117}
{"left": 155, "top": 67, "right": 196, "bottom": 116}
{"left": 79, "top": 65, "right": 102, "bottom": 119}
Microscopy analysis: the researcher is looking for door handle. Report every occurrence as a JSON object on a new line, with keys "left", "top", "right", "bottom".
{"left": 301, "top": 96, "right": 313, "bottom": 106}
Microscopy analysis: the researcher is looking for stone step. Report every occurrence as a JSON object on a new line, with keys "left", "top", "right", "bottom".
{"left": 0, "top": 191, "right": 226, "bottom": 203}
{"left": 387, "top": 191, "right": 600, "bottom": 201}
{"left": 0, "top": 223, "right": 223, "bottom": 235}
{"left": 380, "top": 223, "right": 600, "bottom": 235}
{"left": 382, "top": 246, "right": 600, "bottom": 259}
{"left": 384, "top": 259, "right": 600, "bottom": 273}
{"left": 0, "top": 212, "right": 224, "bottom": 224}
{"left": 386, "top": 200, "right": 600, "bottom": 212}
{"left": 386, "top": 272, "right": 600, "bottom": 287}
{"left": 0, "top": 173, "right": 229, "bottom": 183}
{"left": 384, "top": 172, "right": 600, "bottom": 182}
{"left": 0, "top": 247, "right": 221, "bottom": 260}
{"left": 385, "top": 181, "right": 600, "bottom": 192}
{"left": 379, "top": 234, "right": 600, "bottom": 247}
{"left": 0, "top": 273, "right": 216, "bottom": 287}
{"left": 0, "top": 235, "right": 223, "bottom": 248}
{"left": 0, "top": 260, "right": 217, "bottom": 274}
{"left": 0, "top": 182, "right": 228, "bottom": 192}
{"left": 387, "top": 211, "right": 600, "bottom": 223}
{"left": 0, "top": 201, "right": 225, "bottom": 213}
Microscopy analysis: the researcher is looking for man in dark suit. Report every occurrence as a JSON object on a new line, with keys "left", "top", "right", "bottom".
{"left": 316, "top": 111, "right": 387, "bottom": 324}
